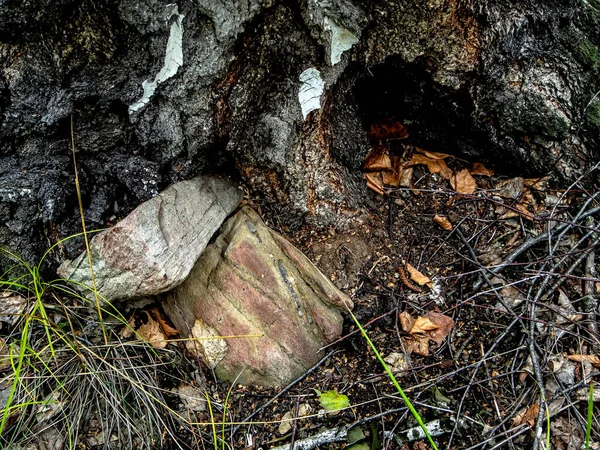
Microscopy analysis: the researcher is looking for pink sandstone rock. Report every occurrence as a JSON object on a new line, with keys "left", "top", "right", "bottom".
{"left": 162, "top": 206, "right": 353, "bottom": 386}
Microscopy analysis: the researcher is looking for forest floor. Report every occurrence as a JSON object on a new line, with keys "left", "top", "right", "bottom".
{"left": 2, "top": 148, "right": 600, "bottom": 450}
{"left": 216, "top": 159, "right": 599, "bottom": 450}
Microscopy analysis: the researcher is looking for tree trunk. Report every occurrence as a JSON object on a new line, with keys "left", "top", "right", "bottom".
{"left": 1, "top": 0, "right": 598, "bottom": 270}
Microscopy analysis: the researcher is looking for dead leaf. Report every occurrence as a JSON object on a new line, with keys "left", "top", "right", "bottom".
{"left": 120, "top": 315, "right": 136, "bottom": 339}
{"left": 0, "top": 291, "right": 28, "bottom": 325}
{"left": 399, "top": 311, "right": 416, "bottom": 332}
{"left": 365, "top": 172, "right": 384, "bottom": 195}
{"left": 405, "top": 264, "right": 432, "bottom": 285}
{"left": 364, "top": 145, "right": 392, "bottom": 171}
{"left": 470, "top": 162, "right": 494, "bottom": 176}
{"left": 495, "top": 177, "right": 524, "bottom": 199}
{"left": 512, "top": 403, "right": 539, "bottom": 427}
{"left": 150, "top": 307, "right": 179, "bottom": 337}
{"left": 450, "top": 169, "right": 477, "bottom": 195}
{"left": 417, "top": 149, "right": 451, "bottom": 160}
{"left": 178, "top": 384, "right": 206, "bottom": 413}
{"left": 382, "top": 156, "right": 407, "bottom": 187}
{"left": 368, "top": 120, "right": 409, "bottom": 141}
{"left": 514, "top": 202, "right": 535, "bottom": 221}
{"left": 423, "top": 312, "right": 454, "bottom": 345}
{"left": 402, "top": 335, "right": 430, "bottom": 356}
{"left": 408, "top": 153, "right": 453, "bottom": 180}
{"left": 566, "top": 354, "right": 600, "bottom": 367}
{"left": 551, "top": 416, "right": 584, "bottom": 450}
{"left": 410, "top": 316, "right": 439, "bottom": 334}
{"left": 433, "top": 215, "right": 452, "bottom": 231}
{"left": 138, "top": 312, "right": 168, "bottom": 349}
{"left": 523, "top": 176, "right": 550, "bottom": 191}
{"left": 399, "top": 311, "right": 454, "bottom": 356}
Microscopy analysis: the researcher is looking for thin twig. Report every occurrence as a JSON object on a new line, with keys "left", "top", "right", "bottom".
{"left": 231, "top": 350, "right": 337, "bottom": 436}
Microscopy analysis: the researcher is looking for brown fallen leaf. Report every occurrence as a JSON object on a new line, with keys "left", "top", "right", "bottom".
{"left": 470, "top": 162, "right": 494, "bottom": 177}
{"left": 417, "top": 149, "right": 451, "bottom": 160}
{"left": 523, "top": 176, "right": 550, "bottom": 191}
{"left": 512, "top": 403, "right": 539, "bottom": 427}
{"left": 120, "top": 315, "right": 136, "bottom": 339}
{"left": 382, "top": 155, "right": 407, "bottom": 187}
{"left": 433, "top": 214, "right": 452, "bottom": 231}
{"left": 399, "top": 311, "right": 416, "bottom": 332}
{"left": 0, "top": 291, "right": 28, "bottom": 326}
{"left": 402, "top": 334, "right": 430, "bottom": 356}
{"left": 408, "top": 153, "right": 453, "bottom": 180}
{"left": 364, "top": 145, "right": 392, "bottom": 171}
{"left": 405, "top": 264, "right": 432, "bottom": 286}
{"left": 422, "top": 312, "right": 454, "bottom": 345}
{"left": 365, "top": 172, "right": 384, "bottom": 195}
{"left": 566, "top": 354, "right": 600, "bottom": 367}
{"left": 399, "top": 311, "right": 454, "bottom": 356}
{"left": 450, "top": 169, "right": 477, "bottom": 195}
{"left": 495, "top": 177, "right": 524, "bottom": 199}
{"left": 138, "top": 312, "right": 168, "bottom": 349}
{"left": 368, "top": 120, "right": 409, "bottom": 142}
{"left": 410, "top": 316, "right": 439, "bottom": 334}
{"left": 150, "top": 307, "right": 179, "bottom": 338}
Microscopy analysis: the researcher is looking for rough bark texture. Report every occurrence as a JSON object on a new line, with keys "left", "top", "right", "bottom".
{"left": 1, "top": 0, "right": 598, "bottom": 270}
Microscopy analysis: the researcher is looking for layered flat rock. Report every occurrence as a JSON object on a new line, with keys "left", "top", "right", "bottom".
{"left": 163, "top": 206, "right": 353, "bottom": 386}
{"left": 58, "top": 176, "right": 243, "bottom": 302}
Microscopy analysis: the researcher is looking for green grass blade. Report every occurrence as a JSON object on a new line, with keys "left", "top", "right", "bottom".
{"left": 586, "top": 381, "right": 594, "bottom": 450}
{"left": 349, "top": 311, "right": 439, "bottom": 450}
{"left": 206, "top": 391, "right": 219, "bottom": 450}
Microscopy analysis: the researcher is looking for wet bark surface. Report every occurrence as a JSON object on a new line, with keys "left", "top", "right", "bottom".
{"left": 1, "top": 0, "right": 599, "bottom": 271}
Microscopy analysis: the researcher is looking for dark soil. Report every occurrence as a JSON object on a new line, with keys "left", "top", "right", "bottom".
{"left": 2, "top": 159, "right": 598, "bottom": 450}
{"left": 183, "top": 162, "right": 600, "bottom": 450}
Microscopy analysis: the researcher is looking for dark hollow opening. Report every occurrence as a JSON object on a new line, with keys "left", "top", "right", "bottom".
{"left": 353, "top": 57, "right": 496, "bottom": 167}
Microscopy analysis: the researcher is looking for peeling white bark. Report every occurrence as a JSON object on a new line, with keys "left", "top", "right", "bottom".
{"left": 129, "top": 5, "right": 185, "bottom": 114}
{"left": 298, "top": 67, "right": 325, "bottom": 120}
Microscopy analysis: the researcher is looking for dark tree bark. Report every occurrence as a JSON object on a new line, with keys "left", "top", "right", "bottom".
{"left": 1, "top": 0, "right": 598, "bottom": 271}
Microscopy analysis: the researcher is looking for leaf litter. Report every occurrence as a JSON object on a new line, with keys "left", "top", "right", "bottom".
{"left": 8, "top": 117, "right": 597, "bottom": 450}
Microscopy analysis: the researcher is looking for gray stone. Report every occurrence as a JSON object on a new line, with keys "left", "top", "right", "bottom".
{"left": 163, "top": 206, "right": 353, "bottom": 386}
{"left": 58, "top": 176, "right": 243, "bottom": 303}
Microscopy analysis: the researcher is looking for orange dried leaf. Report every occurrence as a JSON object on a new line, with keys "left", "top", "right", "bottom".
{"left": 120, "top": 315, "right": 136, "bottom": 339}
{"left": 138, "top": 312, "right": 168, "bottom": 349}
{"left": 513, "top": 403, "right": 540, "bottom": 427}
{"left": 515, "top": 202, "right": 535, "bottom": 221}
{"left": 399, "top": 311, "right": 415, "bottom": 333}
{"left": 368, "top": 120, "right": 409, "bottom": 141}
{"left": 471, "top": 162, "right": 494, "bottom": 176}
{"left": 402, "top": 335, "right": 430, "bottom": 356}
{"left": 409, "top": 153, "right": 454, "bottom": 180}
{"left": 406, "top": 263, "right": 432, "bottom": 285}
{"left": 415, "top": 148, "right": 451, "bottom": 160}
{"left": 523, "top": 176, "right": 550, "bottom": 191}
{"left": 433, "top": 214, "right": 452, "bottom": 230}
{"left": 410, "top": 316, "right": 439, "bottom": 334}
{"left": 450, "top": 169, "right": 477, "bottom": 195}
{"left": 566, "top": 354, "right": 600, "bottom": 367}
{"left": 150, "top": 307, "right": 180, "bottom": 338}
{"left": 423, "top": 312, "right": 454, "bottom": 345}
{"left": 364, "top": 145, "right": 392, "bottom": 171}
{"left": 365, "top": 172, "right": 384, "bottom": 195}
{"left": 382, "top": 155, "right": 407, "bottom": 186}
